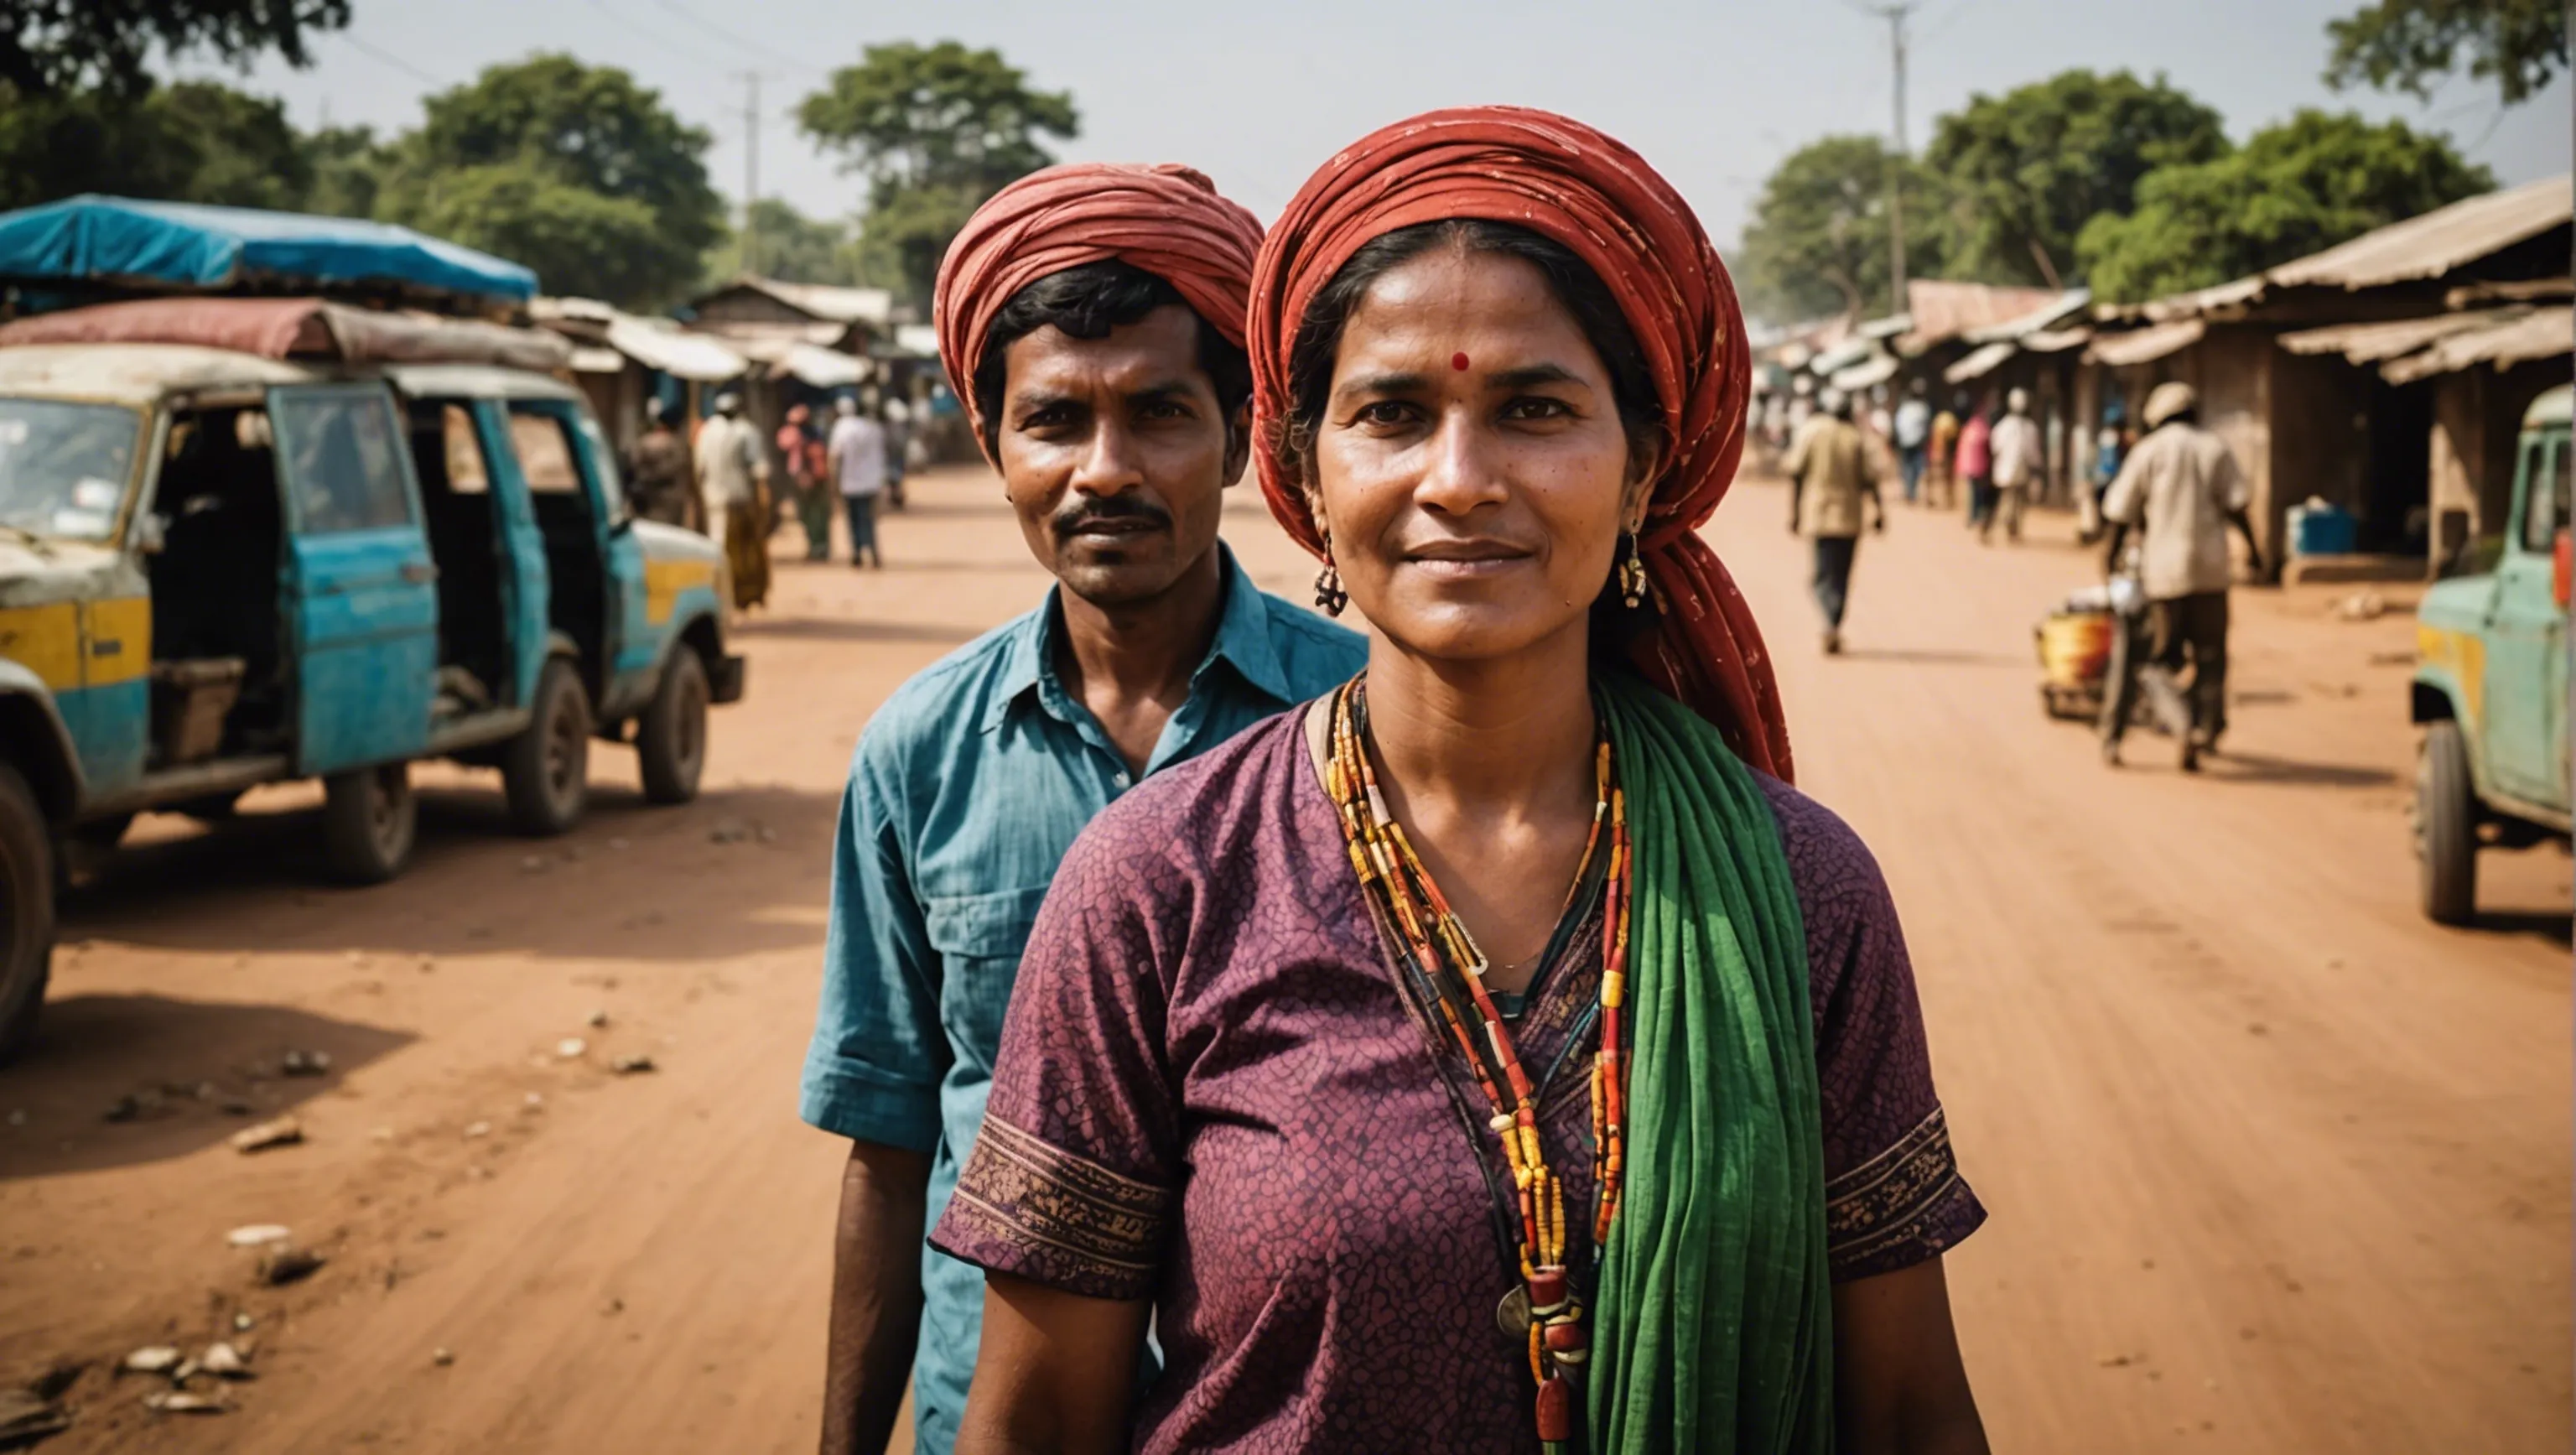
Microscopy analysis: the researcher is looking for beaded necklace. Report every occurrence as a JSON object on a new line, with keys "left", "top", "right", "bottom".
{"left": 1324, "top": 681, "right": 1632, "bottom": 1454}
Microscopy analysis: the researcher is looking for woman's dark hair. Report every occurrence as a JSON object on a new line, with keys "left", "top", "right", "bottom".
{"left": 971, "top": 259, "right": 1253, "bottom": 458}
{"left": 1275, "top": 219, "right": 1665, "bottom": 485}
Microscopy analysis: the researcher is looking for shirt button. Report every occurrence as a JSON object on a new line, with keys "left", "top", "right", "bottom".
{"left": 1113, "top": 772, "right": 1131, "bottom": 787}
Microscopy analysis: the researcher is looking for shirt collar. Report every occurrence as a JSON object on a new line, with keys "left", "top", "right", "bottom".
{"left": 982, "top": 544, "right": 1291, "bottom": 733}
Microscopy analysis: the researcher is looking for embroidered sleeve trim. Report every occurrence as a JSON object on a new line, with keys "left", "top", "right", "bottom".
{"left": 945, "top": 1116, "right": 1172, "bottom": 1293}
{"left": 1824, "top": 1106, "right": 1980, "bottom": 1276}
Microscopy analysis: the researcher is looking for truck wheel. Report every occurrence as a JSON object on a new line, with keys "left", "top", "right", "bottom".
{"left": 636, "top": 650, "right": 709, "bottom": 805}
{"left": 504, "top": 658, "right": 590, "bottom": 836}
{"left": 0, "top": 764, "right": 55, "bottom": 1066}
{"left": 2417, "top": 719, "right": 2477, "bottom": 925}
{"left": 321, "top": 761, "right": 417, "bottom": 886}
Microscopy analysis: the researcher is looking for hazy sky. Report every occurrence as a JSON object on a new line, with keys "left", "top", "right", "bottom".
{"left": 182, "top": 0, "right": 2572, "bottom": 250}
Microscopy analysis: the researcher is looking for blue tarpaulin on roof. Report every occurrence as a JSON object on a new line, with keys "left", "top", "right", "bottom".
{"left": 0, "top": 195, "right": 536, "bottom": 304}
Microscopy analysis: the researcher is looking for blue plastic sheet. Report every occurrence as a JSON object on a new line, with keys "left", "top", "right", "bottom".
{"left": 0, "top": 195, "right": 536, "bottom": 304}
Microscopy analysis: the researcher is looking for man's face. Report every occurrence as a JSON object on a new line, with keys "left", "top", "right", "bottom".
{"left": 993, "top": 304, "right": 1248, "bottom": 608}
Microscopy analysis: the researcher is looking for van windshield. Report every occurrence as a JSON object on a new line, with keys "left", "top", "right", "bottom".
{"left": 0, "top": 398, "right": 142, "bottom": 542}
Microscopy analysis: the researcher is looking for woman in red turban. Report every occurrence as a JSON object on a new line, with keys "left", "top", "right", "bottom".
{"left": 937, "top": 109, "right": 1987, "bottom": 1455}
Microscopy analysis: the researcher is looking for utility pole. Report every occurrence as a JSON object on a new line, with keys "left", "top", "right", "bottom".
{"left": 1872, "top": 3, "right": 1922, "bottom": 319}
{"left": 735, "top": 70, "right": 763, "bottom": 278}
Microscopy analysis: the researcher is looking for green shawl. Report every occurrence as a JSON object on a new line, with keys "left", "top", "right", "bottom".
{"left": 1588, "top": 675, "right": 1835, "bottom": 1453}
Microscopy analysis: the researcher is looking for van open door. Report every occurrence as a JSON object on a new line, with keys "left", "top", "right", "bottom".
{"left": 267, "top": 383, "right": 439, "bottom": 777}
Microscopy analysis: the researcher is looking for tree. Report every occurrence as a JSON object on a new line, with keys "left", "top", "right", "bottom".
{"left": 1736, "top": 134, "right": 1947, "bottom": 324}
{"left": 2075, "top": 110, "right": 2496, "bottom": 304}
{"left": 302, "top": 124, "right": 394, "bottom": 220}
{"left": 701, "top": 198, "right": 860, "bottom": 288}
{"left": 0, "top": 79, "right": 311, "bottom": 212}
{"left": 1923, "top": 70, "right": 2227, "bottom": 291}
{"left": 377, "top": 55, "right": 722, "bottom": 308}
{"left": 1, "top": 0, "right": 348, "bottom": 97}
{"left": 798, "top": 40, "right": 1078, "bottom": 307}
{"left": 2325, "top": 0, "right": 2568, "bottom": 105}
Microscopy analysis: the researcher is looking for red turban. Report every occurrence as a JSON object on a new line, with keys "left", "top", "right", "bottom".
{"left": 933, "top": 162, "right": 1265, "bottom": 465}
{"left": 1247, "top": 107, "right": 1789, "bottom": 781}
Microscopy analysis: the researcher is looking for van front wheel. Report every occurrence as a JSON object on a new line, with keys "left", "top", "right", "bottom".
{"left": 321, "top": 761, "right": 416, "bottom": 886}
{"left": 504, "top": 659, "right": 590, "bottom": 836}
{"left": 0, "top": 764, "right": 55, "bottom": 1065}
{"left": 2416, "top": 718, "right": 2477, "bottom": 925}
{"left": 636, "top": 650, "right": 709, "bottom": 805}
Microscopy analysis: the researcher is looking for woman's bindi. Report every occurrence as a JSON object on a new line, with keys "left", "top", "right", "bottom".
{"left": 1451, "top": 351, "right": 1470, "bottom": 372}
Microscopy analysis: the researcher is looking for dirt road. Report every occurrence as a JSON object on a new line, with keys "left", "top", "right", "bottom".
{"left": 0, "top": 464, "right": 2564, "bottom": 1453}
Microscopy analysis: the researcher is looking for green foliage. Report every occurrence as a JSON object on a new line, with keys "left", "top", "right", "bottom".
{"left": 798, "top": 40, "right": 1078, "bottom": 307}
{"left": 2076, "top": 110, "right": 2496, "bottom": 304}
{"left": 0, "top": 0, "right": 348, "bottom": 97}
{"left": 0, "top": 79, "right": 311, "bottom": 211}
{"left": 702, "top": 198, "right": 860, "bottom": 288}
{"left": 1736, "top": 134, "right": 1947, "bottom": 324}
{"left": 2325, "top": 0, "right": 2568, "bottom": 104}
{"left": 1924, "top": 69, "right": 2227, "bottom": 290}
{"left": 375, "top": 54, "right": 723, "bottom": 309}
{"left": 301, "top": 124, "right": 393, "bottom": 220}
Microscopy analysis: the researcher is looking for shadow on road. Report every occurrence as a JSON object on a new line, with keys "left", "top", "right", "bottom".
{"left": 2203, "top": 751, "right": 2397, "bottom": 789}
{"left": 0, "top": 993, "right": 413, "bottom": 1180}
{"left": 733, "top": 616, "right": 985, "bottom": 647}
{"left": 2464, "top": 908, "right": 2575, "bottom": 948}
{"left": 1836, "top": 647, "right": 2026, "bottom": 668}
{"left": 57, "top": 784, "right": 840, "bottom": 964}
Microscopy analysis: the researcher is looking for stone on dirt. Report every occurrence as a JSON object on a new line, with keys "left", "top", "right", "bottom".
{"left": 225, "top": 1224, "right": 292, "bottom": 1249}
{"left": 256, "top": 1246, "right": 326, "bottom": 1286}
{"left": 431, "top": 1347, "right": 454, "bottom": 1367}
{"left": 143, "top": 1390, "right": 226, "bottom": 1414}
{"left": 229, "top": 1117, "right": 303, "bottom": 1153}
{"left": 121, "top": 1346, "right": 182, "bottom": 1374}
{"left": 280, "top": 1049, "right": 331, "bottom": 1077}
{"left": 199, "top": 1343, "right": 250, "bottom": 1378}
{"left": 554, "top": 1037, "right": 587, "bottom": 1060}
{"left": 610, "top": 1054, "right": 657, "bottom": 1075}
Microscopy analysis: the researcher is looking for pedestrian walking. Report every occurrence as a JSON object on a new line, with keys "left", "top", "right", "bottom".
{"left": 625, "top": 398, "right": 693, "bottom": 527}
{"left": 2080, "top": 403, "right": 2129, "bottom": 543}
{"left": 827, "top": 396, "right": 886, "bottom": 569}
{"left": 1783, "top": 386, "right": 1886, "bottom": 655}
{"left": 1893, "top": 377, "right": 1931, "bottom": 504}
{"left": 937, "top": 106, "right": 1987, "bottom": 1455}
{"left": 776, "top": 403, "right": 833, "bottom": 561}
{"left": 1956, "top": 396, "right": 1996, "bottom": 533}
{"left": 880, "top": 396, "right": 911, "bottom": 511}
{"left": 1987, "top": 387, "right": 2044, "bottom": 543}
{"left": 1926, "top": 391, "right": 1963, "bottom": 511}
{"left": 693, "top": 391, "right": 770, "bottom": 610}
{"left": 2099, "top": 382, "right": 2266, "bottom": 771}
{"left": 798, "top": 161, "right": 1364, "bottom": 1455}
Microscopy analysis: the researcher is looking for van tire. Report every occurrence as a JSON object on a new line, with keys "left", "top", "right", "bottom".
{"left": 321, "top": 761, "right": 417, "bottom": 886}
{"left": 0, "top": 764, "right": 55, "bottom": 1066}
{"left": 2417, "top": 719, "right": 2476, "bottom": 925}
{"left": 504, "top": 658, "right": 590, "bottom": 836}
{"left": 636, "top": 650, "right": 709, "bottom": 805}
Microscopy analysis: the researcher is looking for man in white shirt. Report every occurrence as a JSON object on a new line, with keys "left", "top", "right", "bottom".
{"left": 828, "top": 396, "right": 888, "bottom": 569}
{"left": 1986, "top": 386, "right": 2044, "bottom": 544}
{"left": 695, "top": 391, "right": 771, "bottom": 608}
{"left": 1893, "top": 378, "right": 1931, "bottom": 505}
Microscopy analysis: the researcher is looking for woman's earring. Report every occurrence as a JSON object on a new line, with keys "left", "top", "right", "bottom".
{"left": 1314, "top": 559, "right": 1348, "bottom": 617}
{"left": 1618, "top": 532, "right": 1649, "bottom": 610}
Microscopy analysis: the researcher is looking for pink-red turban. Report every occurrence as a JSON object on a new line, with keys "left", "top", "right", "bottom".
{"left": 933, "top": 162, "right": 1265, "bottom": 465}
{"left": 1246, "top": 107, "right": 1789, "bottom": 780}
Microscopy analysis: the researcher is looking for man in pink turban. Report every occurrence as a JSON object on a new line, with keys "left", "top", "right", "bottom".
{"left": 799, "top": 163, "right": 1364, "bottom": 1455}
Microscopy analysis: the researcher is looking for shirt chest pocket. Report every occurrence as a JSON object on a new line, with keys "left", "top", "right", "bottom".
{"left": 922, "top": 884, "right": 1052, "bottom": 1074}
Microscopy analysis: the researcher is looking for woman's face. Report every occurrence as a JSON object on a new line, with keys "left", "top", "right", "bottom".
{"left": 1310, "top": 246, "right": 1654, "bottom": 665}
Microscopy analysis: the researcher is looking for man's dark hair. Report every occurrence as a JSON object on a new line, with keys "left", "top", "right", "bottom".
{"left": 971, "top": 259, "right": 1253, "bottom": 459}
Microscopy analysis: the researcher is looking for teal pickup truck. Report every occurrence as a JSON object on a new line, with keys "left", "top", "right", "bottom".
{"left": 2413, "top": 383, "right": 2571, "bottom": 924}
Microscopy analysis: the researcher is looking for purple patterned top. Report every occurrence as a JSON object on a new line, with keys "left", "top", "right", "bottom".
{"left": 932, "top": 709, "right": 1982, "bottom": 1453}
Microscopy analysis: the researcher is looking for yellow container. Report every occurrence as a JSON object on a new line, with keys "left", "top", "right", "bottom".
{"left": 2036, "top": 611, "right": 2114, "bottom": 688}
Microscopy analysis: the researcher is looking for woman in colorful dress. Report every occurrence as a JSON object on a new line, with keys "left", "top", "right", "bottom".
{"left": 934, "top": 107, "right": 1989, "bottom": 1455}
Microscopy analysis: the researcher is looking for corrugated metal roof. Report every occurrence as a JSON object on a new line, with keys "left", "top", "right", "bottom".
{"left": 2382, "top": 305, "right": 2572, "bottom": 383}
{"left": 2277, "top": 310, "right": 2516, "bottom": 364}
{"left": 1944, "top": 341, "right": 2016, "bottom": 383}
{"left": 1961, "top": 288, "right": 2091, "bottom": 345}
{"left": 1895, "top": 279, "right": 2061, "bottom": 352}
{"left": 2122, "top": 174, "right": 2571, "bottom": 322}
{"left": 733, "top": 276, "right": 893, "bottom": 327}
{"left": 2087, "top": 318, "right": 2205, "bottom": 367}
{"left": 2272, "top": 175, "right": 2571, "bottom": 291}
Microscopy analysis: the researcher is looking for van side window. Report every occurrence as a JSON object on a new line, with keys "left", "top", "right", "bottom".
{"left": 273, "top": 391, "right": 415, "bottom": 533}
{"left": 2524, "top": 436, "right": 2568, "bottom": 554}
{"left": 508, "top": 413, "right": 584, "bottom": 495}
{"left": 444, "top": 406, "right": 490, "bottom": 495}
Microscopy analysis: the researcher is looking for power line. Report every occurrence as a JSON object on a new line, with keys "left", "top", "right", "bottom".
{"left": 649, "top": 0, "right": 823, "bottom": 75}
{"left": 339, "top": 33, "right": 442, "bottom": 87}
{"left": 579, "top": 0, "right": 707, "bottom": 67}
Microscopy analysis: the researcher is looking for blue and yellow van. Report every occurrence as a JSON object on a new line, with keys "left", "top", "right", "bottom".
{"left": 0, "top": 342, "right": 745, "bottom": 1057}
{"left": 2413, "top": 382, "right": 2570, "bottom": 924}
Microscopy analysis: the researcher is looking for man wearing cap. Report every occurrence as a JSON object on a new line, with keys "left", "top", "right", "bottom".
{"left": 1987, "top": 385, "right": 2044, "bottom": 543}
{"left": 2099, "top": 381, "right": 2265, "bottom": 770}
{"left": 1784, "top": 384, "right": 1886, "bottom": 655}
{"left": 798, "top": 164, "right": 1365, "bottom": 1455}
{"left": 695, "top": 391, "right": 771, "bottom": 608}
